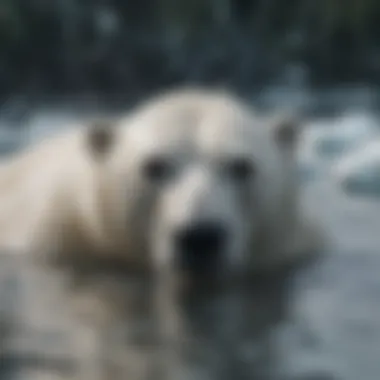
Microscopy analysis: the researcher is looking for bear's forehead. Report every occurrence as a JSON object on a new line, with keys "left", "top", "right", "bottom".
{"left": 128, "top": 98, "right": 271, "bottom": 158}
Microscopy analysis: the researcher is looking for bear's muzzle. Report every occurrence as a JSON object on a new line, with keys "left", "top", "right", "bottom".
{"left": 173, "top": 220, "right": 227, "bottom": 275}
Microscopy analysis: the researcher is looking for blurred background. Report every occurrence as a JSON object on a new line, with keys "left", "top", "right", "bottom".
{"left": 1, "top": 1, "right": 380, "bottom": 380}
{"left": 1, "top": 0, "right": 380, "bottom": 112}
{"left": 1, "top": 0, "right": 380, "bottom": 189}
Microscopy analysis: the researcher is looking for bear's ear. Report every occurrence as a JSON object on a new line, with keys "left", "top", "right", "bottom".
{"left": 87, "top": 119, "right": 116, "bottom": 159}
{"left": 273, "top": 113, "right": 301, "bottom": 149}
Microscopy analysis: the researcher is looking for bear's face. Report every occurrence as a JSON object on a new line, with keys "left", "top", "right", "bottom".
{"left": 95, "top": 90, "right": 299, "bottom": 281}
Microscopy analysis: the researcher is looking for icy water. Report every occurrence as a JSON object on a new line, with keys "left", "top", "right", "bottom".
{"left": 1, "top": 92, "right": 380, "bottom": 380}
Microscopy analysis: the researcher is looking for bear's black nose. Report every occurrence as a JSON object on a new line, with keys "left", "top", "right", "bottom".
{"left": 175, "top": 221, "right": 226, "bottom": 273}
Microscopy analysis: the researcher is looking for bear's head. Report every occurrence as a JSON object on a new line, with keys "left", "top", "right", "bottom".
{"left": 85, "top": 88, "right": 301, "bottom": 283}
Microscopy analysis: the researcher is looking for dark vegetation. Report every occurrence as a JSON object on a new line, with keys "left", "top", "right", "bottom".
{"left": 1, "top": 0, "right": 380, "bottom": 102}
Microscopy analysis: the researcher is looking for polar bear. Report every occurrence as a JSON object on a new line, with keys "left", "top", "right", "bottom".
{"left": 0, "top": 87, "right": 321, "bottom": 283}
{"left": 0, "top": 87, "right": 325, "bottom": 379}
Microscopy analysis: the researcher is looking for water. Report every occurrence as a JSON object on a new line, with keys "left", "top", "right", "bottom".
{"left": 1, "top": 91, "right": 380, "bottom": 379}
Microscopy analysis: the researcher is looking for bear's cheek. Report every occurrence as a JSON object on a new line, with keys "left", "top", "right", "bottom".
{"left": 117, "top": 177, "right": 159, "bottom": 251}
{"left": 231, "top": 182, "right": 262, "bottom": 251}
{"left": 145, "top": 197, "right": 177, "bottom": 270}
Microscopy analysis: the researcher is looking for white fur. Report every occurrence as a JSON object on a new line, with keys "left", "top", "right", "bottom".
{"left": 0, "top": 88, "right": 320, "bottom": 275}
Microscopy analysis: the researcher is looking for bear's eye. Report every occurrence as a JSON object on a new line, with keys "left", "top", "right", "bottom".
{"left": 224, "top": 158, "right": 255, "bottom": 182}
{"left": 142, "top": 157, "right": 174, "bottom": 183}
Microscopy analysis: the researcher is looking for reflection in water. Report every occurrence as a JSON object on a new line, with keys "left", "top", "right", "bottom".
{"left": 0, "top": 251, "right": 323, "bottom": 380}
{"left": 170, "top": 272, "right": 293, "bottom": 380}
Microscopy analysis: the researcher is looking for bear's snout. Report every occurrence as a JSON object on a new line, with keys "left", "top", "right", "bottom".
{"left": 174, "top": 221, "right": 227, "bottom": 274}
